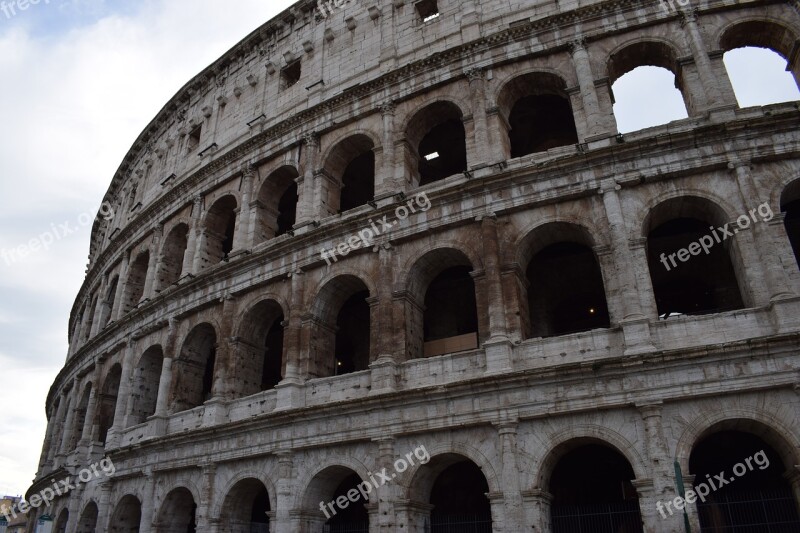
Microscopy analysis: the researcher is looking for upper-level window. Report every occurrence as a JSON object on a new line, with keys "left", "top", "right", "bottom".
{"left": 281, "top": 61, "right": 301, "bottom": 90}
{"left": 720, "top": 20, "right": 800, "bottom": 108}
{"left": 187, "top": 125, "right": 201, "bottom": 153}
{"left": 609, "top": 42, "right": 689, "bottom": 133}
{"left": 416, "top": 0, "right": 440, "bottom": 22}
{"left": 724, "top": 47, "right": 800, "bottom": 107}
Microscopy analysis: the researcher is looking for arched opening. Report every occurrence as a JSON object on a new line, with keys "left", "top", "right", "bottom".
{"left": 97, "top": 363, "right": 122, "bottom": 446}
{"left": 720, "top": 21, "right": 800, "bottom": 106}
{"left": 236, "top": 300, "right": 286, "bottom": 397}
{"left": 609, "top": 42, "right": 689, "bottom": 133}
{"left": 128, "top": 345, "right": 164, "bottom": 426}
{"left": 310, "top": 276, "right": 371, "bottom": 378}
{"left": 781, "top": 180, "right": 800, "bottom": 269}
{"left": 549, "top": 442, "right": 644, "bottom": 533}
{"left": 405, "top": 101, "right": 468, "bottom": 187}
{"left": 646, "top": 197, "right": 746, "bottom": 319}
{"left": 304, "top": 467, "right": 369, "bottom": 533}
{"left": 55, "top": 509, "right": 69, "bottom": 533}
{"left": 689, "top": 429, "right": 800, "bottom": 530}
{"left": 430, "top": 459, "right": 492, "bottom": 532}
{"left": 497, "top": 73, "right": 578, "bottom": 158}
{"left": 324, "top": 135, "right": 376, "bottom": 214}
{"left": 76, "top": 502, "right": 98, "bottom": 533}
{"left": 170, "top": 323, "right": 217, "bottom": 413}
{"left": 157, "top": 224, "right": 189, "bottom": 290}
{"left": 407, "top": 249, "right": 480, "bottom": 359}
{"left": 123, "top": 251, "right": 150, "bottom": 312}
{"left": 156, "top": 488, "right": 196, "bottom": 533}
{"left": 109, "top": 495, "right": 142, "bottom": 533}
{"left": 202, "top": 195, "right": 238, "bottom": 267}
{"left": 522, "top": 224, "right": 610, "bottom": 338}
{"left": 220, "top": 479, "right": 271, "bottom": 532}
{"left": 256, "top": 166, "right": 299, "bottom": 241}
{"left": 46, "top": 397, "right": 61, "bottom": 461}
{"left": 406, "top": 453, "right": 492, "bottom": 532}
{"left": 69, "top": 383, "right": 92, "bottom": 451}
{"left": 423, "top": 267, "right": 479, "bottom": 354}
{"left": 99, "top": 275, "right": 118, "bottom": 329}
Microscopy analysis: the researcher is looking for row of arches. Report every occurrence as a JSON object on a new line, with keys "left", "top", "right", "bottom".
{"left": 51, "top": 422, "right": 800, "bottom": 532}
{"left": 73, "top": 16, "right": 800, "bottom": 349}
{"left": 49, "top": 189, "right": 800, "bottom": 465}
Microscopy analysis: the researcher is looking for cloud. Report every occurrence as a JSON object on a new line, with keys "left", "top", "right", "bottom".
{"left": 0, "top": 0, "right": 295, "bottom": 497}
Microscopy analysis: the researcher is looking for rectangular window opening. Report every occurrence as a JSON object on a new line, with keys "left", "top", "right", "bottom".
{"left": 416, "top": 0, "right": 440, "bottom": 23}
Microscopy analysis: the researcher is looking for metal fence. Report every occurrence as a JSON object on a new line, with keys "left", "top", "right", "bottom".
{"left": 697, "top": 488, "right": 800, "bottom": 532}
{"left": 552, "top": 501, "right": 644, "bottom": 533}
{"left": 322, "top": 521, "right": 369, "bottom": 533}
{"left": 428, "top": 513, "right": 493, "bottom": 533}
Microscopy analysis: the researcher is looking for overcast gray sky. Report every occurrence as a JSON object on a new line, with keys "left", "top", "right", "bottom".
{"left": 0, "top": 0, "right": 797, "bottom": 497}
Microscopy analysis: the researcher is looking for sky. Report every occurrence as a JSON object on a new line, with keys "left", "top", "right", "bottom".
{"left": 0, "top": 0, "right": 797, "bottom": 498}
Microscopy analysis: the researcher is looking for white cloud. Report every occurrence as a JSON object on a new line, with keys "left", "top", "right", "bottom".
{"left": 0, "top": 0, "right": 296, "bottom": 497}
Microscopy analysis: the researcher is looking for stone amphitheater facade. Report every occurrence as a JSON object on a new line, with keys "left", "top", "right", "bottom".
{"left": 26, "top": 0, "right": 800, "bottom": 532}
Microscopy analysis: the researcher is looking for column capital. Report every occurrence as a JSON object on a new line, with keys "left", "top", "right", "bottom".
{"left": 568, "top": 38, "right": 588, "bottom": 55}
{"left": 302, "top": 132, "right": 320, "bottom": 148}
{"left": 464, "top": 67, "right": 485, "bottom": 82}
{"left": 379, "top": 100, "right": 396, "bottom": 116}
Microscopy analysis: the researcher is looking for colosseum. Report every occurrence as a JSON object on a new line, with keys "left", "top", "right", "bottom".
{"left": 23, "top": 0, "right": 800, "bottom": 531}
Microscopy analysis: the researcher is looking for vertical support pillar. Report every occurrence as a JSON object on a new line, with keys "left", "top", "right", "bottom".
{"left": 569, "top": 39, "right": 617, "bottom": 140}
{"left": 370, "top": 245, "right": 400, "bottom": 394}
{"left": 466, "top": 68, "right": 492, "bottom": 168}
{"left": 377, "top": 102, "right": 398, "bottom": 196}
{"left": 89, "top": 275, "right": 108, "bottom": 338}
{"left": 139, "top": 469, "right": 156, "bottom": 533}
{"left": 197, "top": 464, "right": 217, "bottom": 532}
{"left": 599, "top": 179, "right": 656, "bottom": 354}
{"left": 680, "top": 10, "right": 730, "bottom": 110}
{"left": 276, "top": 270, "right": 306, "bottom": 410}
{"left": 184, "top": 195, "right": 203, "bottom": 277}
{"left": 112, "top": 251, "right": 131, "bottom": 321}
{"left": 233, "top": 163, "right": 256, "bottom": 253}
{"left": 142, "top": 225, "right": 162, "bottom": 300}
{"left": 481, "top": 215, "right": 513, "bottom": 373}
{"left": 297, "top": 133, "right": 320, "bottom": 225}
{"left": 78, "top": 364, "right": 102, "bottom": 448}
{"left": 58, "top": 382, "right": 77, "bottom": 457}
{"left": 494, "top": 420, "right": 523, "bottom": 532}
{"left": 374, "top": 438, "right": 398, "bottom": 533}
{"left": 274, "top": 451, "right": 294, "bottom": 533}
{"left": 95, "top": 481, "right": 112, "bottom": 533}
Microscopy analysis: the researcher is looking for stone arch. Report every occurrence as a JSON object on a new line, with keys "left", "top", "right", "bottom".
{"left": 401, "top": 244, "right": 485, "bottom": 359}
{"left": 76, "top": 500, "right": 98, "bottom": 533}
{"left": 674, "top": 409, "right": 800, "bottom": 475}
{"left": 128, "top": 344, "right": 164, "bottom": 426}
{"left": 217, "top": 477, "right": 273, "bottom": 532}
{"left": 201, "top": 194, "right": 239, "bottom": 267}
{"left": 402, "top": 98, "right": 470, "bottom": 187}
{"left": 54, "top": 507, "right": 69, "bottom": 533}
{"left": 109, "top": 494, "right": 142, "bottom": 533}
{"left": 607, "top": 38, "right": 693, "bottom": 127}
{"left": 212, "top": 470, "right": 278, "bottom": 519}
{"left": 517, "top": 221, "right": 611, "bottom": 338}
{"left": 321, "top": 133, "right": 378, "bottom": 214}
{"left": 402, "top": 442, "right": 502, "bottom": 500}
{"left": 169, "top": 322, "right": 218, "bottom": 413}
{"left": 123, "top": 250, "right": 150, "bottom": 313}
{"left": 154, "top": 486, "right": 198, "bottom": 533}
{"left": 642, "top": 194, "right": 749, "bottom": 317}
{"left": 232, "top": 298, "right": 287, "bottom": 396}
{"left": 495, "top": 71, "right": 579, "bottom": 158}
{"left": 296, "top": 459, "right": 373, "bottom": 509}
{"left": 255, "top": 165, "right": 299, "bottom": 241}
{"left": 156, "top": 222, "right": 190, "bottom": 291}
{"left": 308, "top": 274, "right": 373, "bottom": 378}
{"left": 533, "top": 426, "right": 650, "bottom": 490}
{"left": 718, "top": 18, "right": 799, "bottom": 62}
{"left": 68, "top": 381, "right": 93, "bottom": 451}
{"left": 97, "top": 362, "right": 122, "bottom": 445}
{"left": 781, "top": 177, "right": 800, "bottom": 270}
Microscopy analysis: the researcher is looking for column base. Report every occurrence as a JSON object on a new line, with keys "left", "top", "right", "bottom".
{"left": 369, "top": 356, "right": 400, "bottom": 395}
{"left": 621, "top": 318, "right": 657, "bottom": 356}
{"left": 770, "top": 295, "right": 800, "bottom": 333}
{"left": 202, "top": 397, "right": 229, "bottom": 426}
{"left": 275, "top": 380, "right": 306, "bottom": 411}
{"left": 483, "top": 336, "right": 514, "bottom": 375}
